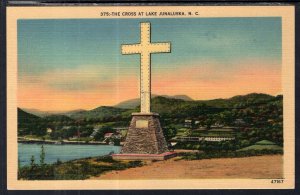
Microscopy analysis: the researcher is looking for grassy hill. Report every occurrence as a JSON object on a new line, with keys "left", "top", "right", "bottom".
{"left": 237, "top": 140, "right": 283, "bottom": 152}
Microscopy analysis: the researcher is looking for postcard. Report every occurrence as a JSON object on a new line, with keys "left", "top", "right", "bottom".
{"left": 6, "top": 5, "right": 295, "bottom": 189}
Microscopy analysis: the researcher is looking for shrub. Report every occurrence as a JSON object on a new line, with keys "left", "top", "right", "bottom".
{"left": 127, "top": 161, "right": 143, "bottom": 168}
{"left": 19, "top": 154, "right": 145, "bottom": 180}
{"left": 95, "top": 155, "right": 116, "bottom": 163}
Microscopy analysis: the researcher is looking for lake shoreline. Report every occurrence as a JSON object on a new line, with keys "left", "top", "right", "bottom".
{"left": 18, "top": 142, "right": 121, "bottom": 166}
{"left": 18, "top": 137, "right": 112, "bottom": 145}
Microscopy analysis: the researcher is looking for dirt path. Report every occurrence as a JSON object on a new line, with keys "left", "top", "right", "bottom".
{"left": 90, "top": 155, "right": 283, "bottom": 180}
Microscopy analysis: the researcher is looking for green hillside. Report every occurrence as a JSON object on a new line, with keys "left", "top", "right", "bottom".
{"left": 18, "top": 108, "right": 46, "bottom": 136}
{"left": 115, "top": 94, "right": 193, "bottom": 109}
{"left": 18, "top": 93, "right": 283, "bottom": 146}
{"left": 43, "top": 115, "right": 74, "bottom": 123}
{"left": 18, "top": 108, "right": 40, "bottom": 123}
{"left": 20, "top": 93, "right": 282, "bottom": 123}
{"left": 255, "top": 140, "right": 277, "bottom": 145}
{"left": 114, "top": 98, "right": 140, "bottom": 109}
{"left": 196, "top": 93, "right": 277, "bottom": 108}
{"left": 69, "top": 106, "right": 129, "bottom": 120}
{"left": 237, "top": 140, "right": 282, "bottom": 152}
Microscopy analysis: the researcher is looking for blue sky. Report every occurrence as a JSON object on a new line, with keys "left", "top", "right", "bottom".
{"left": 17, "top": 17, "right": 282, "bottom": 111}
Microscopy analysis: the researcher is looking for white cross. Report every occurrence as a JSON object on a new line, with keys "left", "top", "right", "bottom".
{"left": 121, "top": 22, "right": 171, "bottom": 113}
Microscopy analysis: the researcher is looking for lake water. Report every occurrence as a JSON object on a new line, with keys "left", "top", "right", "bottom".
{"left": 18, "top": 143, "right": 121, "bottom": 166}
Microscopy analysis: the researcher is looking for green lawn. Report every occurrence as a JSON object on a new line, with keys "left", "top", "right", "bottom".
{"left": 176, "top": 128, "right": 188, "bottom": 136}
{"left": 237, "top": 144, "right": 283, "bottom": 151}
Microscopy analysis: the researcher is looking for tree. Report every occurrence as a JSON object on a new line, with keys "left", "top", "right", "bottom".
{"left": 62, "top": 126, "right": 77, "bottom": 139}
{"left": 220, "top": 111, "right": 234, "bottom": 125}
{"left": 30, "top": 155, "right": 36, "bottom": 168}
{"left": 40, "top": 145, "right": 46, "bottom": 167}
{"left": 241, "top": 140, "right": 250, "bottom": 147}
{"left": 204, "top": 118, "right": 213, "bottom": 129}
{"left": 94, "top": 126, "right": 114, "bottom": 141}
{"left": 28, "top": 155, "right": 38, "bottom": 180}
{"left": 163, "top": 126, "right": 177, "bottom": 140}
{"left": 79, "top": 126, "right": 94, "bottom": 137}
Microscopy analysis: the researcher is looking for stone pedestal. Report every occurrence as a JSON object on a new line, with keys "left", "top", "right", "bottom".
{"left": 122, "top": 112, "right": 169, "bottom": 154}
{"left": 112, "top": 112, "right": 176, "bottom": 160}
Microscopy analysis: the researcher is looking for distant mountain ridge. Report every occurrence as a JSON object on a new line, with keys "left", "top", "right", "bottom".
{"left": 69, "top": 106, "right": 128, "bottom": 120}
{"left": 21, "top": 108, "right": 87, "bottom": 117}
{"left": 196, "top": 93, "right": 277, "bottom": 108}
{"left": 115, "top": 94, "right": 193, "bottom": 109}
{"left": 20, "top": 93, "right": 282, "bottom": 120}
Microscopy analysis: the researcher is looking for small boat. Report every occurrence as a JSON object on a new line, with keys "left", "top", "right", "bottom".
{"left": 108, "top": 141, "right": 114, "bottom": 145}
{"left": 54, "top": 141, "right": 62, "bottom": 145}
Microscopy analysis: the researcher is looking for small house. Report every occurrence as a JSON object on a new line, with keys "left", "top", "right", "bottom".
{"left": 184, "top": 119, "right": 193, "bottom": 128}
{"left": 104, "top": 133, "right": 114, "bottom": 139}
{"left": 46, "top": 128, "right": 53, "bottom": 134}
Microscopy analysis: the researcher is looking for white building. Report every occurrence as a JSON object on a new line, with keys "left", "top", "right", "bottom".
{"left": 174, "top": 136, "right": 235, "bottom": 142}
{"left": 46, "top": 128, "right": 53, "bottom": 134}
{"left": 201, "top": 136, "right": 235, "bottom": 142}
{"left": 184, "top": 119, "right": 193, "bottom": 128}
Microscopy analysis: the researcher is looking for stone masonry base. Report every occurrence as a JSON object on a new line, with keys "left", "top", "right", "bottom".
{"left": 120, "top": 112, "right": 169, "bottom": 154}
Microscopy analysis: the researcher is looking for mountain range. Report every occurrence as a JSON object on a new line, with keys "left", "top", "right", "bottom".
{"left": 21, "top": 94, "right": 193, "bottom": 117}
{"left": 19, "top": 93, "right": 282, "bottom": 122}
{"left": 21, "top": 108, "right": 87, "bottom": 118}
{"left": 115, "top": 94, "right": 193, "bottom": 109}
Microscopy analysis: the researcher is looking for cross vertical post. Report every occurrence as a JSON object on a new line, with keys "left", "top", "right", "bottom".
{"left": 114, "top": 21, "right": 173, "bottom": 158}
{"left": 121, "top": 22, "right": 171, "bottom": 113}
